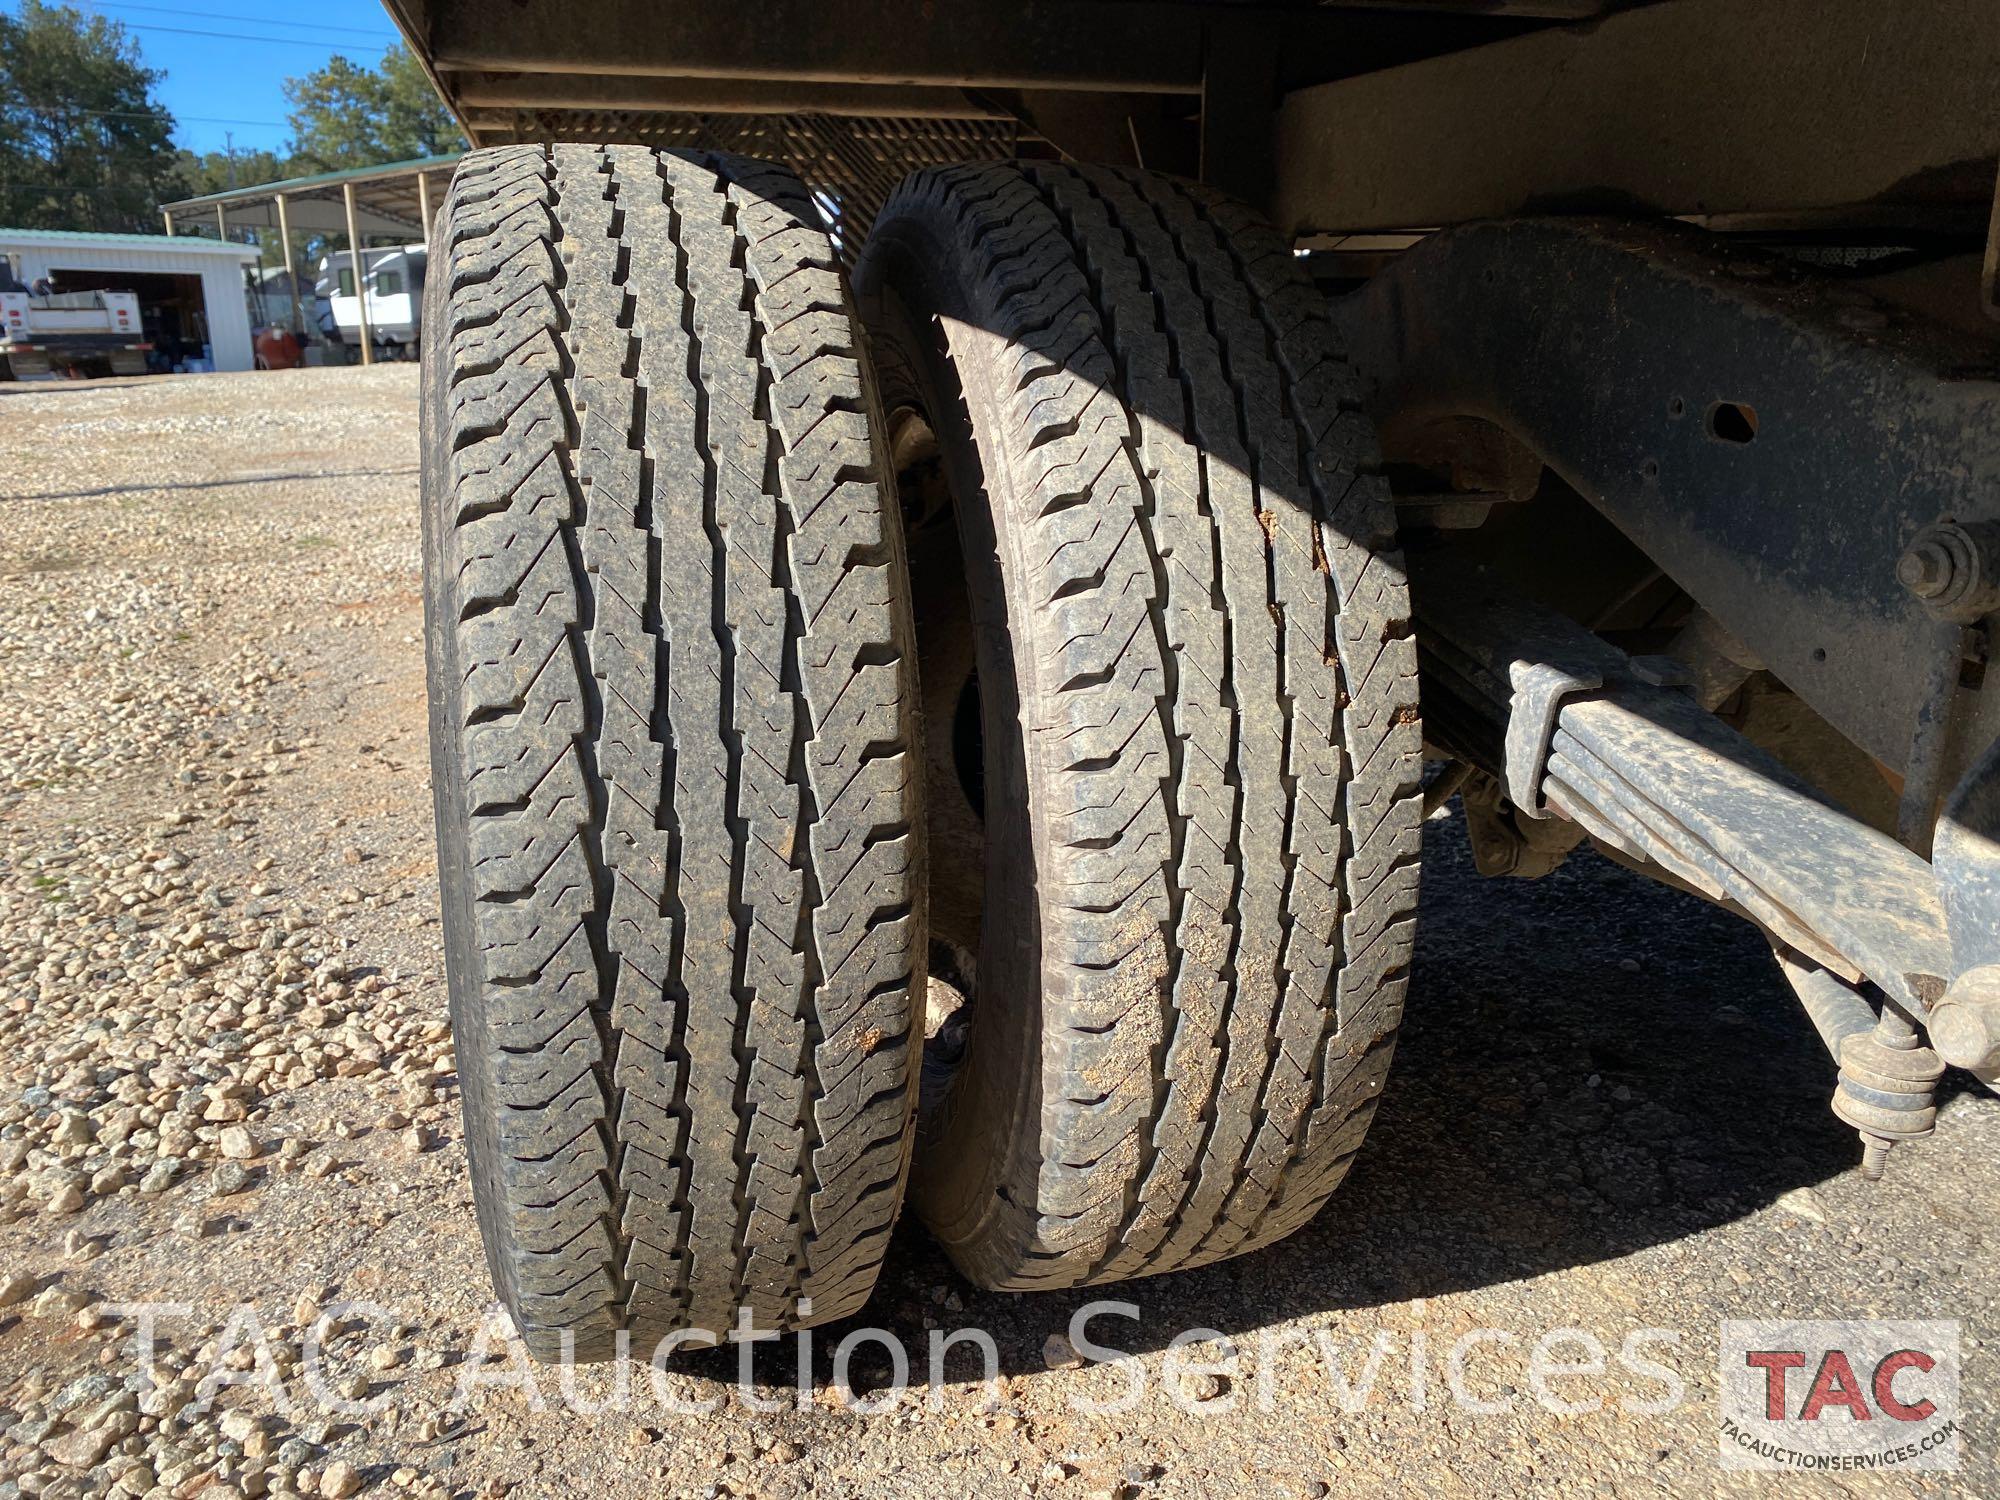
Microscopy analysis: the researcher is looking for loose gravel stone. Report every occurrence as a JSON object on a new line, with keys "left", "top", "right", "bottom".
{"left": 138, "top": 1161, "right": 178, "bottom": 1194}
{"left": 43, "top": 1182, "right": 85, "bottom": 1215}
{"left": 1042, "top": 1333, "right": 1082, "bottom": 1371}
{"left": 208, "top": 1162, "right": 252, "bottom": 1197}
{"left": 0, "top": 1269, "right": 37, "bottom": 1306}
{"left": 46, "top": 1421, "right": 120, "bottom": 1469}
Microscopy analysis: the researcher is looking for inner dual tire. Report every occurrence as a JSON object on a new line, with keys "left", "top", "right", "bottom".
{"left": 860, "top": 164, "right": 1424, "bottom": 1296}
{"left": 856, "top": 164, "right": 1422, "bottom": 1291}
{"left": 423, "top": 145, "right": 1419, "bottom": 1353}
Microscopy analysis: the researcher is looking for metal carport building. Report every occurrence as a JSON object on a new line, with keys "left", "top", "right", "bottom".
{"left": 158, "top": 154, "right": 463, "bottom": 364}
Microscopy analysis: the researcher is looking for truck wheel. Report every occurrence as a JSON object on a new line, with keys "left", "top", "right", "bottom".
{"left": 423, "top": 144, "right": 923, "bottom": 1357}
{"left": 856, "top": 164, "right": 1422, "bottom": 1289}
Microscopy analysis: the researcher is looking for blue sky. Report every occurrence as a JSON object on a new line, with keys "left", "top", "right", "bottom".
{"left": 9, "top": 0, "right": 406, "bottom": 158}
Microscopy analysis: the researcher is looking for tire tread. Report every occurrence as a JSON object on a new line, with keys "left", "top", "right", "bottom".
{"left": 425, "top": 144, "right": 920, "bottom": 1356}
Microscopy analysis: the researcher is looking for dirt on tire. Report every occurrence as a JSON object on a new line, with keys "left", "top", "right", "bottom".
{"left": 856, "top": 163, "right": 1423, "bottom": 1291}
{"left": 424, "top": 144, "right": 924, "bottom": 1355}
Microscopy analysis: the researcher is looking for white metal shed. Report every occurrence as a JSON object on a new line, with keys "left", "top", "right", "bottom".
{"left": 0, "top": 229, "right": 262, "bottom": 373}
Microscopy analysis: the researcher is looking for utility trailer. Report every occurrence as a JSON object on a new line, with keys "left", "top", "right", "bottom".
{"left": 388, "top": 0, "right": 2000, "bottom": 1356}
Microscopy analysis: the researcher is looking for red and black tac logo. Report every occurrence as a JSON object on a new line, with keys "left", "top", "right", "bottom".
{"left": 1743, "top": 1346, "right": 1940, "bottom": 1424}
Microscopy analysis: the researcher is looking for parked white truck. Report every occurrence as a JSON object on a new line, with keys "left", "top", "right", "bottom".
{"left": 0, "top": 285, "right": 150, "bottom": 379}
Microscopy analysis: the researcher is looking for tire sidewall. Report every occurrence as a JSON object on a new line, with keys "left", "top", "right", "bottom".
{"left": 418, "top": 175, "right": 523, "bottom": 1321}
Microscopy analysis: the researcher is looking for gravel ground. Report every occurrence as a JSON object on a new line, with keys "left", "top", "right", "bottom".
{"left": 0, "top": 366, "right": 1994, "bottom": 1499}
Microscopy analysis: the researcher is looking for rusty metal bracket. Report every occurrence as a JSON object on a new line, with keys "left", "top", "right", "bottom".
{"left": 1339, "top": 217, "right": 2000, "bottom": 791}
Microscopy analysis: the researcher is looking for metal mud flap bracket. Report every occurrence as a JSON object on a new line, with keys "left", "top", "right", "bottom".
{"left": 1415, "top": 557, "right": 1994, "bottom": 1175}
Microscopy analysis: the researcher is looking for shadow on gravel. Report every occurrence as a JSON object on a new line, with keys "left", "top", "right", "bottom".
{"left": 3, "top": 467, "right": 419, "bottom": 503}
{"left": 713, "top": 806, "right": 1936, "bottom": 1390}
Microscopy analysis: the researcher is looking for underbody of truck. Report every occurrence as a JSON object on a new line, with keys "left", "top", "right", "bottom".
{"left": 384, "top": 0, "right": 2000, "bottom": 1353}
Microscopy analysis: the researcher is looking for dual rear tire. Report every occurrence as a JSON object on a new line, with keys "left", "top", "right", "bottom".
{"left": 856, "top": 164, "right": 1423, "bottom": 1290}
{"left": 424, "top": 146, "right": 1419, "bottom": 1354}
{"left": 424, "top": 144, "right": 923, "bottom": 1356}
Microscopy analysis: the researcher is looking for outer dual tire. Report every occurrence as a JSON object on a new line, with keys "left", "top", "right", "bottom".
{"left": 423, "top": 144, "right": 923, "bottom": 1357}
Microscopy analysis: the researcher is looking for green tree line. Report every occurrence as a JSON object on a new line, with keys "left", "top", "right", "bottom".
{"left": 0, "top": 0, "right": 463, "bottom": 235}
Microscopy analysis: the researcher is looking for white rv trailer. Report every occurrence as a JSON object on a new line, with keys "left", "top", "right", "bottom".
{"left": 315, "top": 244, "right": 426, "bottom": 356}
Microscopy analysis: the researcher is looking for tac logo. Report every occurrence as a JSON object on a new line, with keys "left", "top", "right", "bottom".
{"left": 1718, "top": 1320, "right": 1961, "bottom": 1471}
